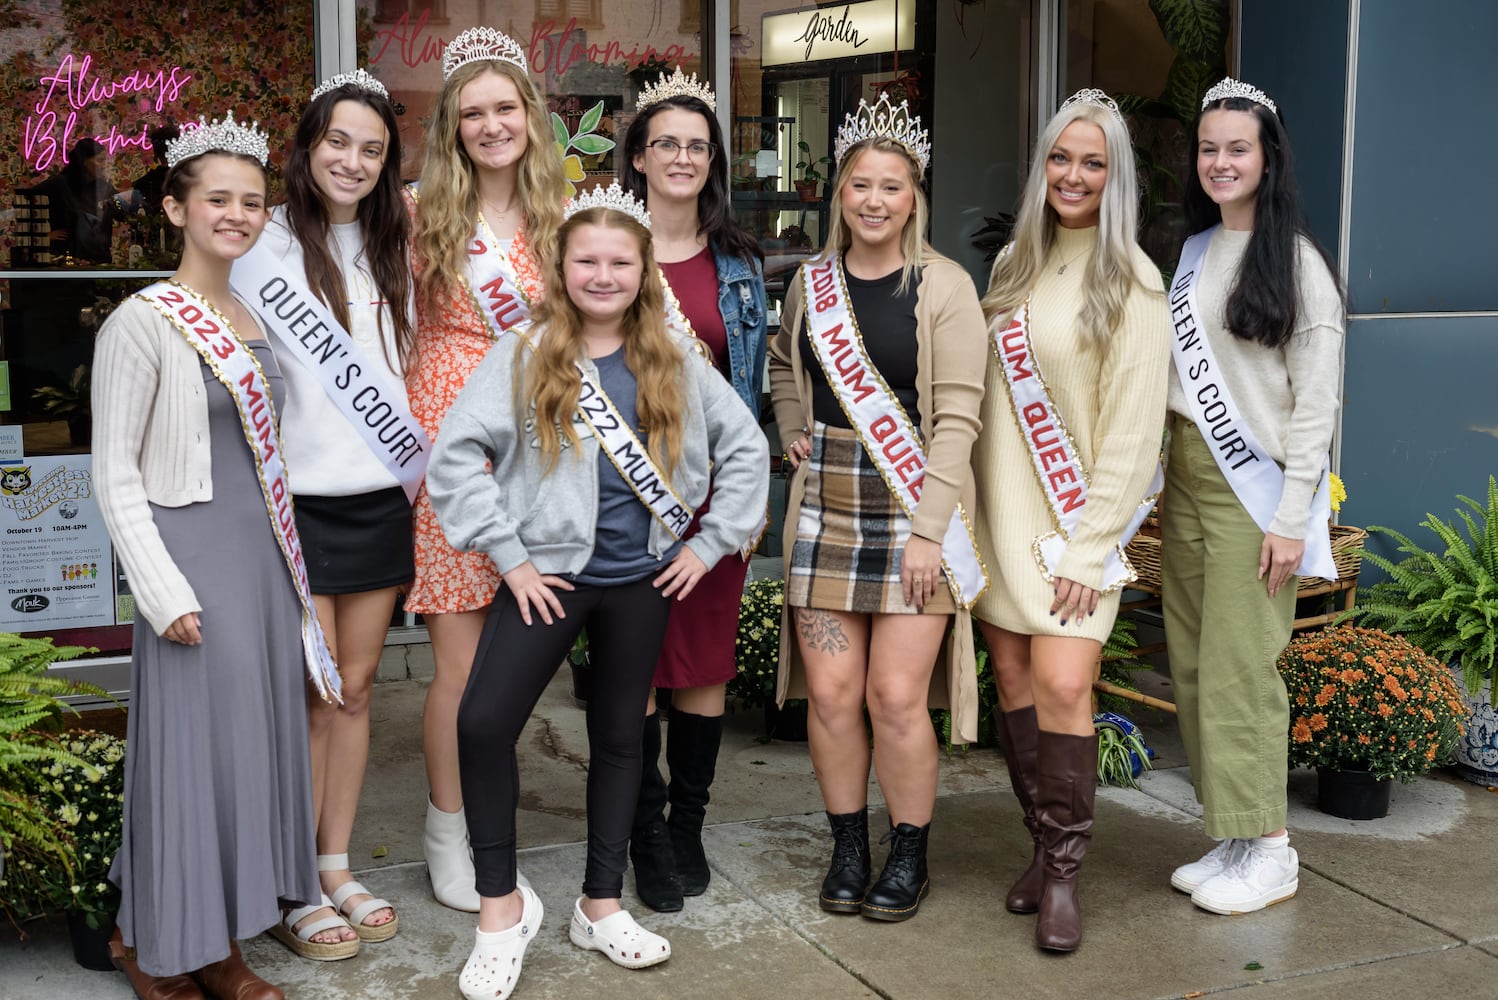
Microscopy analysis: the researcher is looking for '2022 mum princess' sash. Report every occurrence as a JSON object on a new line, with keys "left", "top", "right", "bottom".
{"left": 992, "top": 301, "right": 1162, "bottom": 593}
{"left": 798, "top": 257, "right": 988, "bottom": 607}
{"left": 136, "top": 281, "right": 342, "bottom": 702}
{"left": 1169, "top": 226, "right": 1335, "bottom": 580}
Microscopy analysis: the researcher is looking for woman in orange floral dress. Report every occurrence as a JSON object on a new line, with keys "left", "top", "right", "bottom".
{"left": 406, "top": 26, "right": 567, "bottom": 912}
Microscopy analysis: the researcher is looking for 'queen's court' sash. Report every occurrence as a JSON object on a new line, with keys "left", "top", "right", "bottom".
{"left": 231, "top": 240, "right": 430, "bottom": 502}
{"left": 1170, "top": 227, "right": 1336, "bottom": 580}
{"left": 136, "top": 281, "right": 343, "bottom": 703}
{"left": 993, "top": 302, "right": 1162, "bottom": 593}
{"left": 799, "top": 257, "right": 988, "bottom": 607}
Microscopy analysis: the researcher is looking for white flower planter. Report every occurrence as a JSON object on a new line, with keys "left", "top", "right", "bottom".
{"left": 1452, "top": 666, "right": 1498, "bottom": 786}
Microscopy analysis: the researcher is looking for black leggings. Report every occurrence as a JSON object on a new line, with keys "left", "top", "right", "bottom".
{"left": 458, "top": 576, "right": 673, "bottom": 899}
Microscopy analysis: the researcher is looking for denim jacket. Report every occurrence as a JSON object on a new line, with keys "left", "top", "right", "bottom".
{"left": 713, "top": 247, "right": 767, "bottom": 418}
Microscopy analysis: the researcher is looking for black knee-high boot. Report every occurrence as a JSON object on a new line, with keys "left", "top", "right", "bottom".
{"left": 665, "top": 709, "right": 724, "bottom": 895}
{"left": 630, "top": 711, "right": 683, "bottom": 912}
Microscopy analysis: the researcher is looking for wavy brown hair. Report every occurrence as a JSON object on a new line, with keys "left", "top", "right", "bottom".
{"left": 519, "top": 207, "right": 686, "bottom": 478}
{"left": 414, "top": 60, "right": 566, "bottom": 307}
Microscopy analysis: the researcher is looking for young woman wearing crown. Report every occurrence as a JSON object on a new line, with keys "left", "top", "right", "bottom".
{"left": 94, "top": 113, "right": 332, "bottom": 999}
{"left": 226, "top": 67, "right": 414, "bottom": 957}
{"left": 971, "top": 89, "right": 1169, "bottom": 953}
{"left": 405, "top": 26, "right": 568, "bottom": 914}
{"left": 1162, "top": 79, "right": 1343, "bottom": 917}
{"left": 426, "top": 182, "right": 768, "bottom": 999}
{"left": 768, "top": 94, "right": 988, "bottom": 923}
{"left": 618, "top": 67, "right": 768, "bottom": 914}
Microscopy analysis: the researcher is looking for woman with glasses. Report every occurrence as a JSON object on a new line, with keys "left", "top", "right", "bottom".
{"left": 618, "top": 68, "right": 767, "bottom": 914}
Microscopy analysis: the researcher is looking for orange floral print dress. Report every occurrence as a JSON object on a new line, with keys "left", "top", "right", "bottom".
{"left": 405, "top": 218, "right": 546, "bottom": 614}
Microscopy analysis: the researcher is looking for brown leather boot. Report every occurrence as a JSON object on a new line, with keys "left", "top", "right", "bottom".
{"left": 1033, "top": 730, "right": 1098, "bottom": 953}
{"left": 108, "top": 928, "right": 207, "bottom": 1000}
{"left": 998, "top": 706, "right": 1044, "bottom": 913}
{"left": 193, "top": 940, "right": 284, "bottom": 1000}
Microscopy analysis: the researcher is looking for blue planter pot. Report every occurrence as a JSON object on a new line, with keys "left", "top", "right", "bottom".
{"left": 1452, "top": 667, "right": 1498, "bottom": 786}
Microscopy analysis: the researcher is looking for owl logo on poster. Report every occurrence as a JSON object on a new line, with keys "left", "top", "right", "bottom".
{"left": 1, "top": 466, "right": 32, "bottom": 495}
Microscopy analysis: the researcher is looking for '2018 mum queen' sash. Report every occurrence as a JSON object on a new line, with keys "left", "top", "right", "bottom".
{"left": 799, "top": 257, "right": 988, "bottom": 607}
{"left": 993, "top": 302, "right": 1163, "bottom": 592}
{"left": 231, "top": 241, "right": 430, "bottom": 502}
{"left": 137, "top": 281, "right": 343, "bottom": 703}
{"left": 1168, "top": 226, "right": 1336, "bottom": 579}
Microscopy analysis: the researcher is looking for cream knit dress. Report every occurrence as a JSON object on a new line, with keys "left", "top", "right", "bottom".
{"left": 972, "top": 225, "right": 1171, "bottom": 641}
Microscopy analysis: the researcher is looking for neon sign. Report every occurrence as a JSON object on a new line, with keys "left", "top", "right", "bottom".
{"left": 22, "top": 52, "right": 194, "bottom": 172}
{"left": 370, "top": 10, "right": 689, "bottom": 78}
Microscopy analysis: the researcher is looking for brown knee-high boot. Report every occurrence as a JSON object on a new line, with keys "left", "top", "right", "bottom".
{"left": 997, "top": 706, "right": 1044, "bottom": 913}
{"left": 1034, "top": 730, "right": 1098, "bottom": 953}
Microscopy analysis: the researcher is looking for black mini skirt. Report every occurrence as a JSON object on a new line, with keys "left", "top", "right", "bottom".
{"left": 294, "top": 486, "right": 415, "bottom": 594}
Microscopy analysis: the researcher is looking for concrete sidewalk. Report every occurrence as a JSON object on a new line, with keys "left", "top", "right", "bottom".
{"left": 5, "top": 670, "right": 1497, "bottom": 999}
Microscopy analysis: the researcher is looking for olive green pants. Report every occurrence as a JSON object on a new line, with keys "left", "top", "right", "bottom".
{"left": 1160, "top": 419, "right": 1295, "bottom": 839}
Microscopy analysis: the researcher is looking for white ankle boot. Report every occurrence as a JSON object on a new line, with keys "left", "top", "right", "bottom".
{"left": 424, "top": 798, "right": 481, "bottom": 912}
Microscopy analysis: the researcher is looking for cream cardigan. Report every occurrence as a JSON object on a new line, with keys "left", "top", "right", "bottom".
{"left": 92, "top": 296, "right": 243, "bottom": 635}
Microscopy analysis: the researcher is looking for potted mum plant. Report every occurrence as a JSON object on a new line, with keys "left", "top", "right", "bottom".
{"left": 1278, "top": 626, "right": 1467, "bottom": 819}
{"left": 730, "top": 578, "right": 807, "bottom": 740}
{"left": 1351, "top": 476, "right": 1498, "bottom": 785}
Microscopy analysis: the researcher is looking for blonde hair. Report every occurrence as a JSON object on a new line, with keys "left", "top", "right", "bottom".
{"left": 981, "top": 101, "right": 1154, "bottom": 344}
{"left": 414, "top": 61, "right": 566, "bottom": 306}
{"left": 519, "top": 208, "right": 687, "bottom": 478}
{"left": 820, "top": 138, "right": 948, "bottom": 293}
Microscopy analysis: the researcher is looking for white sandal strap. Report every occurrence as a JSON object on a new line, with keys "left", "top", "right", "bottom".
{"left": 317, "top": 853, "right": 351, "bottom": 872}
{"left": 330, "top": 879, "right": 393, "bottom": 926}
{"left": 283, "top": 893, "right": 353, "bottom": 942}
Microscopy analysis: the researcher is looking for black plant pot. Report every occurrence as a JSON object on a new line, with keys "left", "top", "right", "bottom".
{"left": 763, "top": 700, "right": 809, "bottom": 742}
{"left": 569, "top": 659, "right": 591, "bottom": 709}
{"left": 1315, "top": 766, "right": 1392, "bottom": 820}
{"left": 66, "top": 910, "right": 115, "bottom": 971}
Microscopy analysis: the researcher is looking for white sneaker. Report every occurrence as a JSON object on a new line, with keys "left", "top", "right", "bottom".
{"left": 1170, "top": 839, "right": 1244, "bottom": 893}
{"left": 1190, "top": 842, "right": 1299, "bottom": 915}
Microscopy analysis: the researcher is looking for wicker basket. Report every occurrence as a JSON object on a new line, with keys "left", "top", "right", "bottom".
{"left": 1124, "top": 519, "right": 1366, "bottom": 595}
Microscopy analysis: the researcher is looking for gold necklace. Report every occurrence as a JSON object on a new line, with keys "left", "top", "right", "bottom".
{"left": 482, "top": 196, "right": 517, "bottom": 225}
{"left": 1056, "top": 245, "right": 1089, "bottom": 275}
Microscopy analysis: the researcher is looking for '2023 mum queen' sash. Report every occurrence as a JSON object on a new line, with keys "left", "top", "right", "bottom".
{"left": 799, "top": 257, "right": 988, "bottom": 607}
{"left": 137, "top": 281, "right": 343, "bottom": 703}
{"left": 231, "top": 240, "right": 430, "bottom": 502}
{"left": 993, "top": 302, "right": 1162, "bottom": 593}
{"left": 1169, "top": 226, "right": 1336, "bottom": 580}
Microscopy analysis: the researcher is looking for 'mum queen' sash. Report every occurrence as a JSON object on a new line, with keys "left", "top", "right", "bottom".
{"left": 136, "top": 281, "right": 343, "bottom": 703}
{"left": 993, "top": 303, "right": 1162, "bottom": 593}
{"left": 405, "top": 183, "right": 532, "bottom": 341}
{"left": 231, "top": 240, "right": 430, "bottom": 502}
{"left": 799, "top": 257, "right": 988, "bottom": 607}
{"left": 1170, "top": 227, "right": 1336, "bottom": 580}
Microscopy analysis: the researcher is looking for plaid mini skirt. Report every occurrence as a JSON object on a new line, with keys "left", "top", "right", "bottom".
{"left": 787, "top": 423, "right": 955, "bottom": 616}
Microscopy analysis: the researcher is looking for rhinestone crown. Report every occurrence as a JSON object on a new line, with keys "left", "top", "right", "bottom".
{"left": 834, "top": 93, "right": 930, "bottom": 168}
{"left": 165, "top": 111, "right": 270, "bottom": 169}
{"left": 442, "top": 26, "right": 528, "bottom": 80}
{"left": 564, "top": 179, "right": 651, "bottom": 230}
{"left": 1059, "top": 87, "right": 1125, "bottom": 125}
{"left": 1202, "top": 78, "right": 1278, "bottom": 115}
{"left": 636, "top": 66, "right": 716, "bottom": 113}
{"left": 311, "top": 68, "right": 389, "bottom": 103}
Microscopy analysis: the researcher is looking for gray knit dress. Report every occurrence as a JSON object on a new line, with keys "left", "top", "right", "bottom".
{"left": 109, "top": 341, "right": 320, "bottom": 976}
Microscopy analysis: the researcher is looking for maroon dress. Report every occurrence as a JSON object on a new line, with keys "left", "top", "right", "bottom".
{"left": 653, "top": 247, "right": 752, "bottom": 688}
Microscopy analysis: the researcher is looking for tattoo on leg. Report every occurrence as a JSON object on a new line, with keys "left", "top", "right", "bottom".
{"left": 796, "top": 609, "right": 851, "bottom": 654}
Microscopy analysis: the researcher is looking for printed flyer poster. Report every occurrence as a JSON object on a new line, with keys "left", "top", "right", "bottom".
{"left": 0, "top": 454, "right": 115, "bottom": 630}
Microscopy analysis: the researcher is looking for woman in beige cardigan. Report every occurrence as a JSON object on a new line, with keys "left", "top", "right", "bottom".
{"left": 768, "top": 95, "right": 987, "bottom": 923}
{"left": 972, "top": 90, "right": 1170, "bottom": 953}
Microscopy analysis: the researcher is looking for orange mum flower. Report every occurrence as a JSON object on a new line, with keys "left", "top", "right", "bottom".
{"left": 1291, "top": 719, "right": 1313, "bottom": 743}
{"left": 1309, "top": 713, "right": 1328, "bottom": 732}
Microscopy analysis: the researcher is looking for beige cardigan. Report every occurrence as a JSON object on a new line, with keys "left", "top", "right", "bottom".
{"left": 92, "top": 297, "right": 227, "bottom": 635}
{"left": 768, "top": 256, "right": 989, "bottom": 743}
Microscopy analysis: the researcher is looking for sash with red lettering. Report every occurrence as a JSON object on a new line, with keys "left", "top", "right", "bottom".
{"left": 135, "top": 281, "right": 343, "bottom": 703}
{"left": 231, "top": 239, "right": 430, "bottom": 502}
{"left": 1169, "top": 227, "right": 1335, "bottom": 579}
{"left": 798, "top": 257, "right": 988, "bottom": 607}
{"left": 992, "top": 301, "right": 1162, "bottom": 592}
{"left": 463, "top": 214, "right": 533, "bottom": 341}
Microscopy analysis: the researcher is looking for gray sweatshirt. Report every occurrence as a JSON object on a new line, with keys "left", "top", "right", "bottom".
{"left": 427, "top": 326, "right": 770, "bottom": 578}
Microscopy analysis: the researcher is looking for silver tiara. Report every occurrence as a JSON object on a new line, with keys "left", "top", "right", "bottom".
{"left": 635, "top": 66, "right": 716, "bottom": 113}
{"left": 311, "top": 68, "right": 389, "bottom": 103}
{"left": 834, "top": 93, "right": 930, "bottom": 168}
{"left": 166, "top": 111, "right": 270, "bottom": 168}
{"left": 564, "top": 179, "right": 651, "bottom": 230}
{"left": 1059, "top": 87, "right": 1125, "bottom": 125}
{"left": 1202, "top": 78, "right": 1278, "bottom": 116}
{"left": 443, "top": 26, "right": 528, "bottom": 80}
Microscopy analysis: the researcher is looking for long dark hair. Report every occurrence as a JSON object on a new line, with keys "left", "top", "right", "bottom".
{"left": 620, "top": 95, "right": 760, "bottom": 265}
{"left": 283, "top": 85, "right": 414, "bottom": 371}
{"left": 1185, "top": 97, "right": 1341, "bottom": 349}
